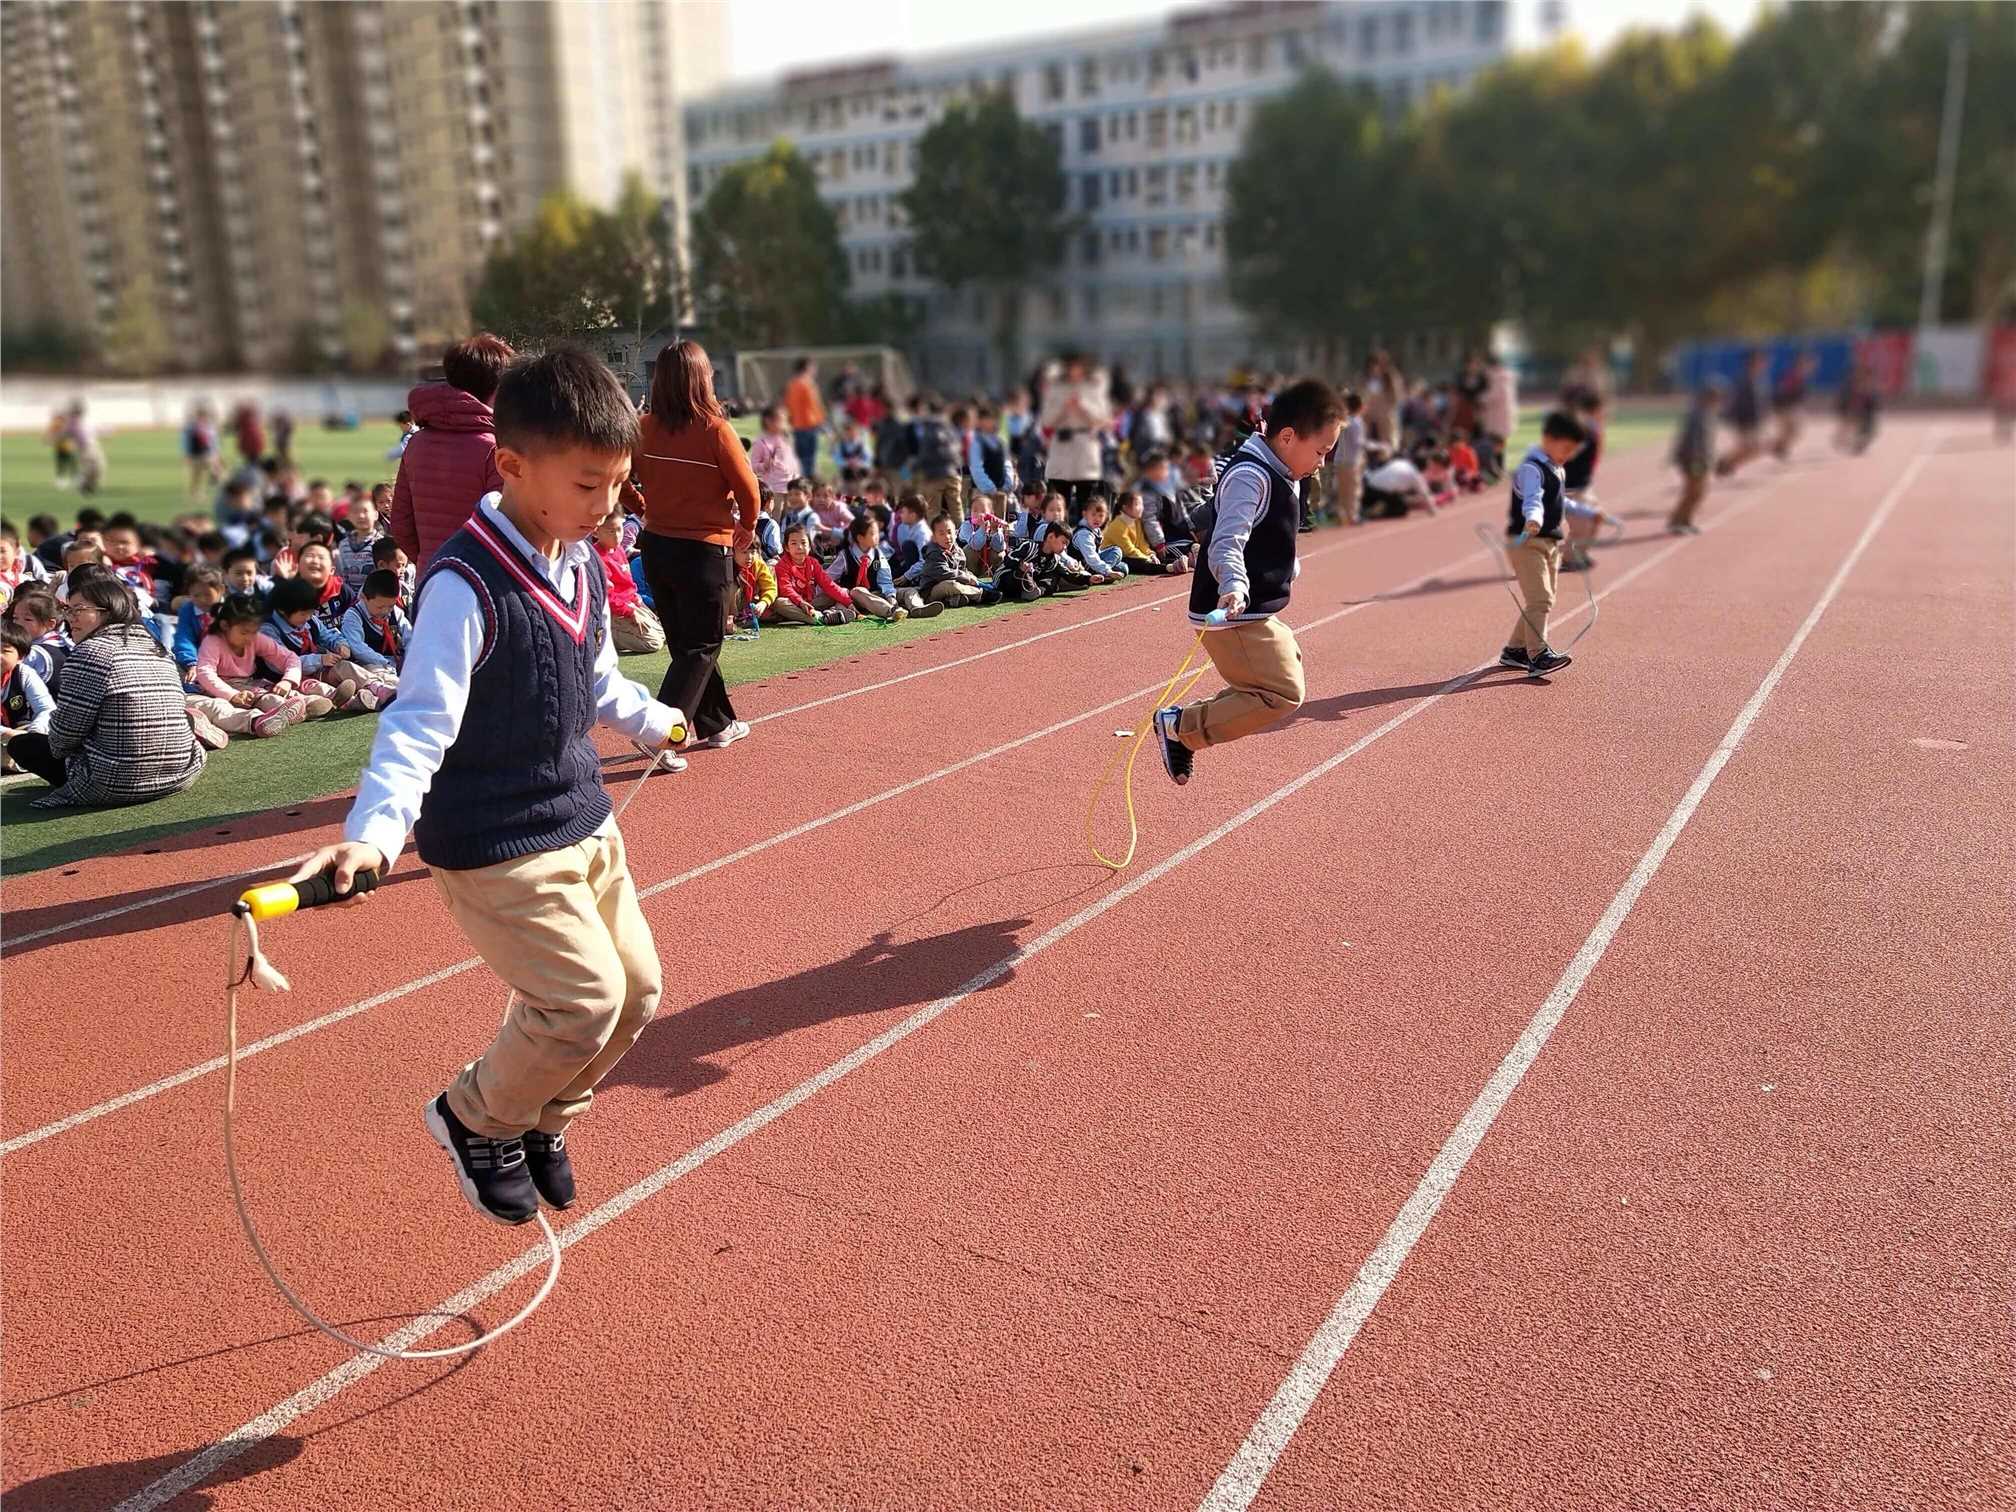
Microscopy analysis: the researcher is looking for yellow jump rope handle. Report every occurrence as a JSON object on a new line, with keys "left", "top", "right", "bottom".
{"left": 237, "top": 870, "right": 381, "bottom": 920}
{"left": 1083, "top": 626, "right": 1214, "bottom": 872}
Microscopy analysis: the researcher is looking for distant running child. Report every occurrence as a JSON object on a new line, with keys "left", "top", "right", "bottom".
{"left": 289, "top": 349, "right": 685, "bottom": 1227}
{"left": 1153, "top": 379, "right": 1345, "bottom": 785}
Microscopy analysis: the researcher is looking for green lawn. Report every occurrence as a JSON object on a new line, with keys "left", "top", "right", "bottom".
{"left": 0, "top": 402, "right": 1679, "bottom": 875}
{"left": 0, "top": 594, "right": 1044, "bottom": 874}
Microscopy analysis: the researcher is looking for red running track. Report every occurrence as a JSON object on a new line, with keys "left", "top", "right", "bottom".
{"left": 1, "top": 418, "right": 2009, "bottom": 1511}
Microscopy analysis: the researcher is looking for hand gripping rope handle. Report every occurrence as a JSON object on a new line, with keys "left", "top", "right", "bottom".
{"left": 1082, "top": 608, "right": 1227, "bottom": 871}
{"left": 1474, "top": 518, "right": 1624, "bottom": 656}
{"left": 219, "top": 731, "right": 682, "bottom": 1361}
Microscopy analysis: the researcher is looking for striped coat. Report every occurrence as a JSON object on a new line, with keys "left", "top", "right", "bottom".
{"left": 37, "top": 624, "right": 204, "bottom": 808}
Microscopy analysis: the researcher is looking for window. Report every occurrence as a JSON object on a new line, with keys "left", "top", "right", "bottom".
{"left": 1082, "top": 231, "right": 1101, "bottom": 266}
{"left": 1107, "top": 114, "right": 1121, "bottom": 142}
{"left": 1206, "top": 161, "right": 1222, "bottom": 189}
{"left": 1176, "top": 163, "right": 1196, "bottom": 203}
{"left": 1148, "top": 51, "right": 1166, "bottom": 87}
{"left": 1043, "top": 62, "right": 1064, "bottom": 101}
{"left": 1108, "top": 170, "right": 1122, "bottom": 197}
{"left": 1223, "top": 100, "right": 1237, "bottom": 129}
{"left": 1081, "top": 173, "right": 1101, "bottom": 210}
{"left": 1175, "top": 106, "right": 1197, "bottom": 144}
{"left": 1083, "top": 286, "right": 1100, "bottom": 320}
{"left": 1285, "top": 31, "right": 1306, "bottom": 67}
{"left": 885, "top": 142, "right": 898, "bottom": 173}
{"left": 1146, "top": 164, "right": 1167, "bottom": 204}
{"left": 1146, "top": 107, "right": 1167, "bottom": 149}
{"left": 1245, "top": 36, "right": 1265, "bottom": 73}
{"left": 1393, "top": 12, "right": 1414, "bottom": 53}
{"left": 891, "top": 246, "right": 909, "bottom": 279}
{"left": 1205, "top": 223, "right": 1219, "bottom": 249}
{"left": 1078, "top": 57, "right": 1099, "bottom": 95}
{"left": 1360, "top": 15, "right": 1379, "bottom": 57}
{"left": 1048, "top": 288, "right": 1066, "bottom": 322}
{"left": 1476, "top": 0, "right": 1505, "bottom": 43}
{"left": 1126, "top": 111, "right": 1139, "bottom": 141}
{"left": 1080, "top": 116, "right": 1100, "bottom": 154}
{"left": 1125, "top": 167, "right": 1139, "bottom": 197}
{"left": 1148, "top": 227, "right": 1168, "bottom": 262}
{"left": 1180, "top": 48, "right": 1199, "bottom": 83}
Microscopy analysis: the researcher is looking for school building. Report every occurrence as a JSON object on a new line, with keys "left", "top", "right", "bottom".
{"left": 683, "top": 1, "right": 1511, "bottom": 389}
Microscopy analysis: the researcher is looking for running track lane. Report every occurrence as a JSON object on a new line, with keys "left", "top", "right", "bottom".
{"left": 15, "top": 430, "right": 1943, "bottom": 1510}
{"left": 0, "top": 468, "right": 1681, "bottom": 1141}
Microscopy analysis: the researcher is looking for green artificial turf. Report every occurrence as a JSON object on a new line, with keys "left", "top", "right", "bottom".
{"left": 0, "top": 404, "right": 1679, "bottom": 876}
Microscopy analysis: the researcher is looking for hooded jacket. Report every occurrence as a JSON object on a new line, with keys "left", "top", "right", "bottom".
{"left": 389, "top": 383, "right": 507, "bottom": 567}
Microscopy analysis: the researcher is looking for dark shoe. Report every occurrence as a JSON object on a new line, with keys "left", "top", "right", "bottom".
{"left": 908, "top": 599, "right": 945, "bottom": 619}
{"left": 1497, "top": 645, "right": 1532, "bottom": 671}
{"left": 1153, "top": 705, "right": 1193, "bottom": 786}
{"left": 1561, "top": 551, "right": 1593, "bottom": 572}
{"left": 424, "top": 1094, "right": 538, "bottom": 1226}
{"left": 522, "top": 1129, "right": 576, "bottom": 1211}
{"left": 978, "top": 587, "right": 1001, "bottom": 606}
{"left": 1528, "top": 649, "right": 1573, "bottom": 676}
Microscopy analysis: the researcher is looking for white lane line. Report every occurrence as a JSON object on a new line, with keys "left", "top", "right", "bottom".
{"left": 0, "top": 493, "right": 1506, "bottom": 953}
{"left": 1196, "top": 444, "right": 1936, "bottom": 1512}
{"left": 112, "top": 463, "right": 1736, "bottom": 1512}
{"left": 0, "top": 515, "right": 1532, "bottom": 1160}
{"left": 2, "top": 851, "right": 317, "bottom": 951}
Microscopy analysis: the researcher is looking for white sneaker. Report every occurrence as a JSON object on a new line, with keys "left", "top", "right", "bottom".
{"left": 631, "top": 739, "right": 688, "bottom": 773}
{"left": 701, "top": 719, "right": 750, "bottom": 750}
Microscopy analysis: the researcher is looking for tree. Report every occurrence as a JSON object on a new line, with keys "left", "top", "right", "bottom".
{"left": 689, "top": 143, "right": 849, "bottom": 347}
{"left": 100, "top": 284, "right": 173, "bottom": 375}
{"left": 470, "top": 173, "right": 682, "bottom": 348}
{"left": 340, "top": 297, "right": 393, "bottom": 371}
{"left": 898, "top": 92, "right": 1070, "bottom": 377}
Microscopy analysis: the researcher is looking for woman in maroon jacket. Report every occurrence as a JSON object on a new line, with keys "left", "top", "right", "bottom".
{"left": 389, "top": 334, "right": 513, "bottom": 567}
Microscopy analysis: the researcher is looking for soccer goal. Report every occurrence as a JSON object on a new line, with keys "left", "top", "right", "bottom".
{"left": 731, "top": 346, "right": 916, "bottom": 409}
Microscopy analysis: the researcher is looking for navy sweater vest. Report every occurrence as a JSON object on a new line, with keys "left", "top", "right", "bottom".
{"left": 411, "top": 517, "right": 611, "bottom": 871}
{"left": 1190, "top": 453, "right": 1300, "bottom": 620}
{"left": 1507, "top": 448, "right": 1567, "bottom": 540}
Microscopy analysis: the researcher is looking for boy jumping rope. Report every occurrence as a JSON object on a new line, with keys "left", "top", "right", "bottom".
{"left": 291, "top": 350, "right": 685, "bottom": 1226}
{"left": 1498, "top": 409, "right": 1599, "bottom": 678}
{"left": 1153, "top": 379, "right": 1345, "bottom": 785}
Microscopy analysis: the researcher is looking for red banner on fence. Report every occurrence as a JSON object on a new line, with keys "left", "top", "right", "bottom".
{"left": 1984, "top": 327, "right": 2016, "bottom": 406}
{"left": 1855, "top": 331, "right": 1915, "bottom": 397}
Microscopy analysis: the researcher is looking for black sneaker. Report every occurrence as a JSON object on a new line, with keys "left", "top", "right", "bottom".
{"left": 424, "top": 1094, "right": 539, "bottom": 1226}
{"left": 1528, "top": 648, "right": 1573, "bottom": 676}
{"left": 522, "top": 1129, "right": 576, "bottom": 1211}
{"left": 1497, "top": 645, "right": 1532, "bottom": 671}
{"left": 1154, "top": 705, "right": 1193, "bottom": 786}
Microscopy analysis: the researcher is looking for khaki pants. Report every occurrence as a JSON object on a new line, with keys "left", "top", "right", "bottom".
{"left": 611, "top": 603, "right": 666, "bottom": 654}
{"left": 1669, "top": 470, "right": 1709, "bottom": 529}
{"left": 919, "top": 475, "right": 965, "bottom": 520}
{"left": 763, "top": 598, "right": 818, "bottom": 625}
{"left": 1509, "top": 536, "right": 1562, "bottom": 656}
{"left": 1176, "top": 616, "right": 1305, "bottom": 750}
{"left": 434, "top": 829, "right": 661, "bottom": 1138}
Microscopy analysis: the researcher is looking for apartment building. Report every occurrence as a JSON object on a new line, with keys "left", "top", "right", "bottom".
{"left": 684, "top": 1, "right": 1510, "bottom": 387}
{"left": 0, "top": 0, "right": 725, "bottom": 373}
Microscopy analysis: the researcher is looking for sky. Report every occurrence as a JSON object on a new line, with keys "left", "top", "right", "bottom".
{"left": 722, "top": 0, "right": 1768, "bottom": 85}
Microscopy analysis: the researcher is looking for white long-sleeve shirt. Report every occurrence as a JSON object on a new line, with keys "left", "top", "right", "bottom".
{"left": 344, "top": 494, "right": 675, "bottom": 866}
{"left": 1511, "top": 448, "right": 1601, "bottom": 532}
{"left": 1206, "top": 433, "right": 1301, "bottom": 613}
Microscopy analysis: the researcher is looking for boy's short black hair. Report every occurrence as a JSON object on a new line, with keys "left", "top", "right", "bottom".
{"left": 1018, "top": 478, "right": 1046, "bottom": 498}
{"left": 267, "top": 575, "right": 321, "bottom": 615}
{"left": 197, "top": 529, "right": 228, "bottom": 554}
{"left": 361, "top": 569, "right": 401, "bottom": 601}
{"left": 76, "top": 507, "right": 107, "bottom": 531}
{"left": 847, "top": 512, "right": 877, "bottom": 541}
{"left": 1266, "top": 379, "right": 1347, "bottom": 438}
{"left": 1343, "top": 390, "right": 1364, "bottom": 414}
{"left": 28, "top": 513, "right": 58, "bottom": 537}
{"left": 105, "top": 511, "right": 140, "bottom": 533}
{"left": 1136, "top": 449, "right": 1169, "bottom": 468}
{"left": 785, "top": 476, "right": 810, "bottom": 495}
{"left": 222, "top": 545, "right": 260, "bottom": 570}
{"left": 1541, "top": 410, "right": 1589, "bottom": 445}
{"left": 897, "top": 492, "right": 926, "bottom": 516}
{"left": 296, "top": 512, "right": 335, "bottom": 541}
{"left": 371, "top": 536, "right": 402, "bottom": 564}
{"left": 2, "top": 624, "right": 34, "bottom": 657}
{"left": 493, "top": 348, "right": 641, "bottom": 458}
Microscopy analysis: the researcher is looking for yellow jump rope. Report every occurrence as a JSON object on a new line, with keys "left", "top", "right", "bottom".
{"left": 222, "top": 723, "right": 682, "bottom": 1361}
{"left": 1082, "top": 609, "right": 1228, "bottom": 871}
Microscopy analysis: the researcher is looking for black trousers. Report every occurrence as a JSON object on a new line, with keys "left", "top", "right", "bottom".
{"left": 7, "top": 732, "right": 68, "bottom": 787}
{"left": 636, "top": 532, "right": 737, "bottom": 741}
{"left": 1047, "top": 476, "right": 1105, "bottom": 521}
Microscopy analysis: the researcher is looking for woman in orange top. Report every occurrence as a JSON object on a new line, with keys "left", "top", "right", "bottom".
{"left": 630, "top": 340, "right": 762, "bottom": 749}
{"left": 784, "top": 356, "right": 826, "bottom": 480}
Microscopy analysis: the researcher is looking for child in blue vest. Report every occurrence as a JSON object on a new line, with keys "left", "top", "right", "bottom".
{"left": 292, "top": 349, "right": 685, "bottom": 1227}
{"left": 1154, "top": 380, "right": 1345, "bottom": 785}
{"left": 1498, "top": 410, "right": 1597, "bottom": 677}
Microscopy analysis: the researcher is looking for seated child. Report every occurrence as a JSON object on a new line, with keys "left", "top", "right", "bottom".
{"left": 1027, "top": 520, "right": 1095, "bottom": 594}
{"left": 771, "top": 523, "right": 855, "bottom": 626}
{"left": 592, "top": 511, "right": 665, "bottom": 654}
{"left": 823, "top": 512, "right": 941, "bottom": 622}
{"left": 291, "top": 541, "right": 359, "bottom": 639}
{"left": 961, "top": 494, "right": 1011, "bottom": 575}
{"left": 1136, "top": 452, "right": 1198, "bottom": 554}
{"left": 221, "top": 544, "right": 268, "bottom": 598}
{"left": 1421, "top": 450, "right": 1456, "bottom": 508}
{"left": 338, "top": 571, "right": 414, "bottom": 688}
{"left": 732, "top": 538, "right": 778, "bottom": 631}
{"left": 0, "top": 625, "right": 55, "bottom": 770}
{"left": 889, "top": 493, "right": 931, "bottom": 587}
{"left": 1011, "top": 480, "right": 1048, "bottom": 543}
{"left": 185, "top": 592, "right": 324, "bottom": 736}
{"left": 336, "top": 487, "right": 386, "bottom": 593}
{"left": 265, "top": 575, "right": 386, "bottom": 711}
{"left": 1103, "top": 491, "right": 1189, "bottom": 575}
{"left": 7, "top": 588, "right": 70, "bottom": 694}
{"left": 1361, "top": 448, "right": 1434, "bottom": 518}
{"left": 919, "top": 514, "right": 995, "bottom": 608}
{"left": 810, "top": 480, "right": 856, "bottom": 555}
{"left": 1448, "top": 430, "right": 1483, "bottom": 491}
{"left": 370, "top": 534, "right": 416, "bottom": 606}
{"left": 1039, "top": 494, "right": 1116, "bottom": 584}
{"left": 101, "top": 514, "right": 161, "bottom": 611}
{"left": 751, "top": 491, "right": 784, "bottom": 562}
{"left": 1072, "top": 497, "right": 1129, "bottom": 578}
{"left": 833, "top": 414, "right": 874, "bottom": 484}
{"left": 172, "top": 567, "right": 227, "bottom": 680}
{"left": 778, "top": 477, "right": 819, "bottom": 545}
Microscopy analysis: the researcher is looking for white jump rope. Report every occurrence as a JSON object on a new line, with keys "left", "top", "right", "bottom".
{"left": 223, "top": 734, "right": 681, "bottom": 1361}
{"left": 1473, "top": 513, "right": 1625, "bottom": 657}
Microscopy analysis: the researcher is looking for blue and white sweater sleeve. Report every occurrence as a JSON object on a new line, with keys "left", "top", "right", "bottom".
{"left": 1206, "top": 463, "right": 1270, "bottom": 607}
